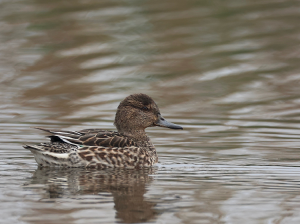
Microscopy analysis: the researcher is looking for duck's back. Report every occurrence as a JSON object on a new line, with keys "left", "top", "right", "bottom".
{"left": 48, "top": 128, "right": 138, "bottom": 147}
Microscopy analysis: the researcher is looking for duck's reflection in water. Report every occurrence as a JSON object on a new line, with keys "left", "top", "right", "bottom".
{"left": 29, "top": 167, "right": 158, "bottom": 223}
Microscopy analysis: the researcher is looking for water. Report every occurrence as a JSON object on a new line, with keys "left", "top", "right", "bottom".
{"left": 1, "top": 0, "right": 300, "bottom": 223}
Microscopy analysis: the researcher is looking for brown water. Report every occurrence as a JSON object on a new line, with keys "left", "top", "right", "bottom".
{"left": 1, "top": 0, "right": 300, "bottom": 223}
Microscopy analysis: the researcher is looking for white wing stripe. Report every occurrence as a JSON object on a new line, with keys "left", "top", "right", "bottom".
{"left": 56, "top": 135, "right": 80, "bottom": 146}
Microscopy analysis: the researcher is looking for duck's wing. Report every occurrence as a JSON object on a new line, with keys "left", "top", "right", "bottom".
{"left": 34, "top": 127, "right": 136, "bottom": 148}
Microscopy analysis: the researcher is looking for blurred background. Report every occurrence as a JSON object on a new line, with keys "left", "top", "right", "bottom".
{"left": 1, "top": 0, "right": 300, "bottom": 223}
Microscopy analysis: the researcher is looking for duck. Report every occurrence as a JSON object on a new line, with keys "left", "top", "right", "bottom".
{"left": 24, "top": 93, "right": 182, "bottom": 168}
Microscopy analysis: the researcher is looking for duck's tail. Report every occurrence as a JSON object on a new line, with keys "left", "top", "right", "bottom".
{"left": 23, "top": 144, "right": 44, "bottom": 152}
{"left": 23, "top": 144, "right": 82, "bottom": 167}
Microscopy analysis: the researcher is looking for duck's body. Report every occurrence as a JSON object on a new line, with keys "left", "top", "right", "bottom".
{"left": 24, "top": 93, "right": 182, "bottom": 168}
{"left": 25, "top": 128, "right": 158, "bottom": 168}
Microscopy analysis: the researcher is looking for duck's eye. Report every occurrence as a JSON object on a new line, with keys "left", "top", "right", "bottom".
{"left": 143, "top": 106, "right": 149, "bottom": 110}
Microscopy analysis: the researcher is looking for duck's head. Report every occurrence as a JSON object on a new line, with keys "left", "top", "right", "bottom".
{"left": 114, "top": 93, "right": 182, "bottom": 135}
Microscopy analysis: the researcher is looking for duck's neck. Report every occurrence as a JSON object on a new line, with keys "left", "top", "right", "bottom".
{"left": 119, "top": 129, "right": 150, "bottom": 145}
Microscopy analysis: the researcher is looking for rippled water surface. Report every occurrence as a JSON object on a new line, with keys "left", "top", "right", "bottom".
{"left": 1, "top": 0, "right": 300, "bottom": 223}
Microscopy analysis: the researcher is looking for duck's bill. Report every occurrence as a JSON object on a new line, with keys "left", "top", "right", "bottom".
{"left": 155, "top": 116, "right": 183, "bottom": 129}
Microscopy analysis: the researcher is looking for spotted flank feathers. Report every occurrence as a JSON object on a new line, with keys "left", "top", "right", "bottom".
{"left": 24, "top": 93, "right": 182, "bottom": 169}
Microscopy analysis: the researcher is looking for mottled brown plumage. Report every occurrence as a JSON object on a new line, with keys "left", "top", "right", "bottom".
{"left": 24, "top": 93, "right": 182, "bottom": 168}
